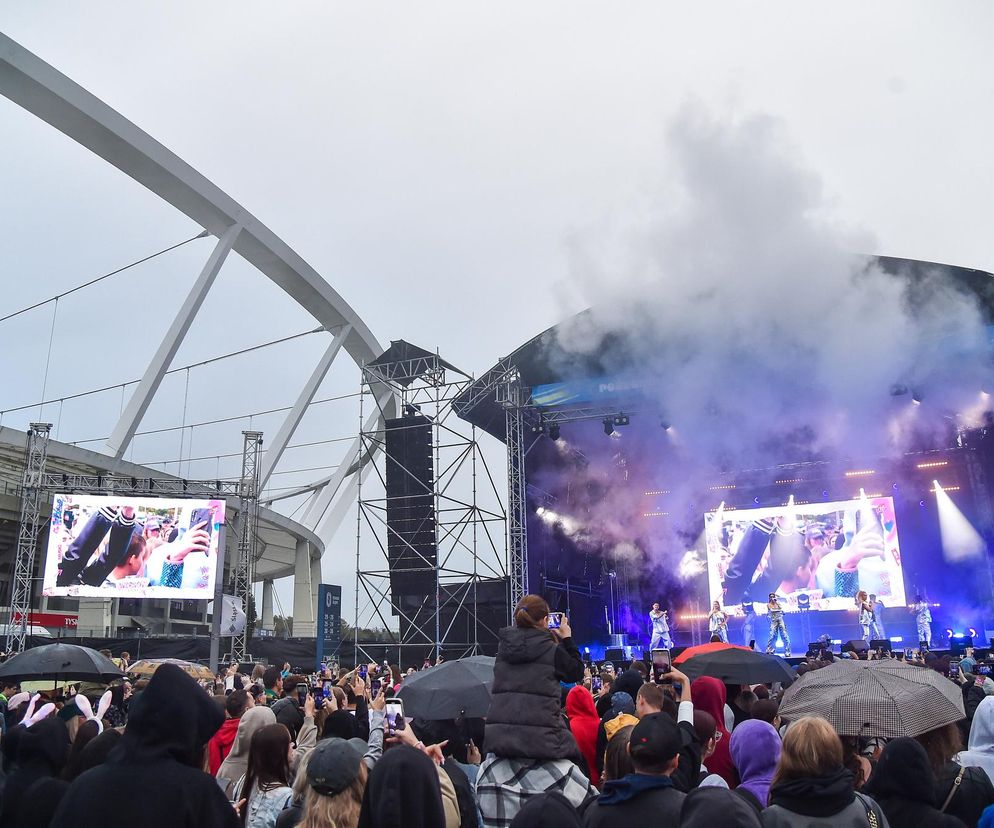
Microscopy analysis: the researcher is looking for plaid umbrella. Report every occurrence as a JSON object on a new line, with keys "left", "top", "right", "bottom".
{"left": 673, "top": 642, "right": 751, "bottom": 664}
{"left": 396, "top": 655, "right": 495, "bottom": 719}
{"left": 127, "top": 658, "right": 215, "bottom": 681}
{"left": 679, "top": 647, "right": 797, "bottom": 684}
{"left": 778, "top": 658, "right": 964, "bottom": 737}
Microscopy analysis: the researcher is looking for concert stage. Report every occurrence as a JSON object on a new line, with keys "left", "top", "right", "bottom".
{"left": 456, "top": 256, "right": 994, "bottom": 655}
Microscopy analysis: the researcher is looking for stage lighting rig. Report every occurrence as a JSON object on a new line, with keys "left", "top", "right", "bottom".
{"left": 549, "top": 424, "right": 561, "bottom": 441}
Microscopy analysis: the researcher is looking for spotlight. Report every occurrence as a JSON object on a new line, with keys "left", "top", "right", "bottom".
{"left": 549, "top": 423, "right": 561, "bottom": 441}
{"left": 603, "top": 418, "right": 614, "bottom": 436}
{"left": 404, "top": 403, "right": 421, "bottom": 417}
{"left": 945, "top": 628, "right": 954, "bottom": 639}
{"left": 753, "top": 497, "right": 760, "bottom": 505}
{"left": 920, "top": 500, "right": 927, "bottom": 507}
{"left": 660, "top": 419, "right": 672, "bottom": 431}
{"left": 969, "top": 628, "right": 978, "bottom": 638}
{"left": 531, "top": 422, "right": 544, "bottom": 435}
{"left": 822, "top": 490, "right": 829, "bottom": 498}
{"left": 613, "top": 414, "right": 630, "bottom": 427}
{"left": 912, "top": 393, "right": 922, "bottom": 406}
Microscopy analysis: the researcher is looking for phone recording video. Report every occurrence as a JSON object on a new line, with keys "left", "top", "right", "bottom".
{"left": 651, "top": 648, "right": 672, "bottom": 672}
{"left": 547, "top": 612, "right": 563, "bottom": 630}
{"left": 385, "top": 698, "right": 404, "bottom": 731}
{"left": 370, "top": 678, "right": 382, "bottom": 700}
{"left": 296, "top": 683, "right": 309, "bottom": 705}
{"left": 189, "top": 506, "right": 214, "bottom": 539}
{"left": 949, "top": 660, "right": 961, "bottom": 678}
{"left": 591, "top": 676, "right": 602, "bottom": 693}
{"left": 358, "top": 664, "right": 368, "bottom": 679}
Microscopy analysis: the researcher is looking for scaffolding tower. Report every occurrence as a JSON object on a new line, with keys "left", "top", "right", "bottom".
{"left": 354, "top": 342, "right": 507, "bottom": 665}
{"left": 4, "top": 423, "right": 52, "bottom": 653}
{"left": 231, "top": 431, "right": 263, "bottom": 662}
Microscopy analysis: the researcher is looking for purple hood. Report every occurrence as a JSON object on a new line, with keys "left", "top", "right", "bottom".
{"left": 730, "top": 719, "right": 781, "bottom": 806}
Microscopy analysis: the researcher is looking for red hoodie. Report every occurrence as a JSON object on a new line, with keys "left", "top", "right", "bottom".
{"left": 208, "top": 716, "right": 240, "bottom": 775}
{"left": 691, "top": 676, "right": 739, "bottom": 788}
{"left": 565, "top": 686, "right": 601, "bottom": 788}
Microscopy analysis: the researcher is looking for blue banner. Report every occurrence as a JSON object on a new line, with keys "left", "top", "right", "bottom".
{"left": 315, "top": 584, "right": 342, "bottom": 671}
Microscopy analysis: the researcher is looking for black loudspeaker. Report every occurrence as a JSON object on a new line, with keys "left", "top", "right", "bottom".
{"left": 842, "top": 639, "right": 869, "bottom": 654}
{"left": 385, "top": 415, "right": 437, "bottom": 603}
{"left": 605, "top": 647, "right": 633, "bottom": 663}
{"left": 869, "top": 639, "right": 892, "bottom": 653}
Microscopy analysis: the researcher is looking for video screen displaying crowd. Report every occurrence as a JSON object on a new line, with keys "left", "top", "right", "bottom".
{"left": 2, "top": 594, "right": 994, "bottom": 827}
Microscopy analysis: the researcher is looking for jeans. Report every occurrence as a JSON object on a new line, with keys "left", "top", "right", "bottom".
{"left": 917, "top": 621, "right": 932, "bottom": 647}
{"left": 742, "top": 616, "right": 756, "bottom": 647}
{"left": 860, "top": 623, "right": 871, "bottom": 642}
{"left": 56, "top": 507, "right": 136, "bottom": 587}
{"left": 766, "top": 619, "right": 791, "bottom": 655}
{"left": 870, "top": 620, "right": 885, "bottom": 640}
{"left": 650, "top": 631, "right": 673, "bottom": 650}
{"left": 710, "top": 626, "right": 728, "bottom": 643}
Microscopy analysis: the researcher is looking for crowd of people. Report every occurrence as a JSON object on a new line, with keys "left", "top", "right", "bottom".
{"left": 1, "top": 595, "right": 994, "bottom": 826}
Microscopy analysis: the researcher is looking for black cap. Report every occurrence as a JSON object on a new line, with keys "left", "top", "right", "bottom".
{"left": 629, "top": 712, "right": 681, "bottom": 765}
{"left": 307, "top": 737, "right": 364, "bottom": 795}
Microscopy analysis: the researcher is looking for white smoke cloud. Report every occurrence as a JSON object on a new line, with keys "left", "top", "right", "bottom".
{"left": 554, "top": 104, "right": 993, "bottom": 471}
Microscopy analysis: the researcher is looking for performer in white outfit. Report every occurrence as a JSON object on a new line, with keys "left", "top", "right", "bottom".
{"left": 649, "top": 602, "right": 673, "bottom": 649}
{"left": 708, "top": 600, "right": 729, "bottom": 643}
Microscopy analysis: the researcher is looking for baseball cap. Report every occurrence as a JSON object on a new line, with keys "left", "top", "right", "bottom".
{"left": 307, "top": 738, "right": 364, "bottom": 795}
{"left": 629, "top": 712, "right": 681, "bottom": 765}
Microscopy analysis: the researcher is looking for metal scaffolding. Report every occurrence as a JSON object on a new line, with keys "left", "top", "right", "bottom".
{"left": 231, "top": 431, "right": 263, "bottom": 661}
{"left": 354, "top": 344, "right": 508, "bottom": 665}
{"left": 5, "top": 423, "right": 52, "bottom": 653}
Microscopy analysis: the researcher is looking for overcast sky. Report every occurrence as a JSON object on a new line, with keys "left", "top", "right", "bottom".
{"left": 1, "top": 3, "right": 992, "bottom": 620}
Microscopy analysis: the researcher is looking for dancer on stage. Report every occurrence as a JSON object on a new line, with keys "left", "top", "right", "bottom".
{"left": 910, "top": 594, "right": 932, "bottom": 647}
{"left": 856, "top": 590, "right": 874, "bottom": 642}
{"left": 649, "top": 602, "right": 673, "bottom": 650}
{"left": 708, "top": 600, "right": 729, "bottom": 643}
{"left": 766, "top": 593, "right": 791, "bottom": 657}
{"left": 869, "top": 593, "right": 886, "bottom": 640}
{"left": 741, "top": 600, "right": 756, "bottom": 647}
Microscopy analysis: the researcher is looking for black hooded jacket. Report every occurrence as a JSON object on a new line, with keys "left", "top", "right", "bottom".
{"left": 509, "top": 791, "right": 582, "bottom": 827}
{"left": 485, "top": 626, "right": 585, "bottom": 760}
{"left": 357, "top": 745, "right": 446, "bottom": 828}
{"left": 863, "top": 738, "right": 967, "bottom": 828}
{"left": 51, "top": 663, "right": 238, "bottom": 828}
{"left": 0, "top": 718, "right": 69, "bottom": 828}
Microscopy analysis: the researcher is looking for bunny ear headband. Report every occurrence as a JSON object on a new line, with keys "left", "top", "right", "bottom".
{"left": 22, "top": 693, "right": 56, "bottom": 728}
{"left": 6, "top": 691, "right": 30, "bottom": 711}
{"left": 74, "top": 690, "right": 112, "bottom": 735}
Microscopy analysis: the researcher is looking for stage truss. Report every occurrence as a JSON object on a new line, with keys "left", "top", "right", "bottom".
{"left": 354, "top": 349, "right": 507, "bottom": 664}
{"left": 2, "top": 426, "right": 262, "bottom": 661}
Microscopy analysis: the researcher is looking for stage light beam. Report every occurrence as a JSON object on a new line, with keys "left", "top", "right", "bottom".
{"left": 934, "top": 480, "right": 986, "bottom": 562}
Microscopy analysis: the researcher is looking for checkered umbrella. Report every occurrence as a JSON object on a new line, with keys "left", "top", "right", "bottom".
{"left": 778, "top": 658, "right": 964, "bottom": 737}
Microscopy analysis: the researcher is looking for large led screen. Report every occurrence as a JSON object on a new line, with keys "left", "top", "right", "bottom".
{"left": 43, "top": 494, "right": 226, "bottom": 599}
{"left": 704, "top": 496, "right": 906, "bottom": 614}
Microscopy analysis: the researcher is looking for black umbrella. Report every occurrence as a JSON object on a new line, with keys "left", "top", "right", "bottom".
{"left": 0, "top": 643, "right": 124, "bottom": 683}
{"left": 396, "top": 655, "right": 494, "bottom": 719}
{"left": 678, "top": 647, "right": 797, "bottom": 684}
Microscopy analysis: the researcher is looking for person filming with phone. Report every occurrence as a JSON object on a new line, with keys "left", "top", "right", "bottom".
{"left": 477, "top": 595, "right": 591, "bottom": 826}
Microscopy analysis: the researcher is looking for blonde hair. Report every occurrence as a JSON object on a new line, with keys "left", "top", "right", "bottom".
{"left": 772, "top": 717, "right": 843, "bottom": 788}
{"left": 298, "top": 761, "right": 368, "bottom": 828}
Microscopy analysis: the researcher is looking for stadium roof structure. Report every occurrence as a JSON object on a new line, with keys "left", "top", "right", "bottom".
{"left": 455, "top": 256, "right": 994, "bottom": 442}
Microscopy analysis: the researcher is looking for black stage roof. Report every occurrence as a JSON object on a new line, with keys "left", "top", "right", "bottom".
{"left": 454, "top": 256, "right": 994, "bottom": 443}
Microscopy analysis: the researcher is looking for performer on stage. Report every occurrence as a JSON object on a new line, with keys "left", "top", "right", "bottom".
{"left": 869, "top": 593, "right": 886, "bottom": 640}
{"left": 910, "top": 594, "right": 932, "bottom": 647}
{"left": 649, "top": 602, "right": 673, "bottom": 650}
{"left": 765, "top": 593, "right": 791, "bottom": 657}
{"left": 741, "top": 600, "right": 756, "bottom": 647}
{"left": 708, "top": 600, "right": 729, "bottom": 643}
{"left": 856, "top": 590, "right": 874, "bottom": 642}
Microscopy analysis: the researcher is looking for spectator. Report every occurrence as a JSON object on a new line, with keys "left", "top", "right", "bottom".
{"left": 692, "top": 677, "right": 737, "bottom": 787}
{"left": 581, "top": 713, "right": 686, "bottom": 825}
{"left": 263, "top": 667, "right": 283, "bottom": 704}
{"left": 565, "top": 686, "right": 601, "bottom": 787}
{"left": 681, "top": 786, "right": 763, "bottom": 827}
{"left": 594, "top": 673, "right": 615, "bottom": 719}
{"left": 61, "top": 720, "right": 101, "bottom": 782}
{"left": 52, "top": 662, "right": 238, "bottom": 828}
{"left": 750, "top": 700, "right": 781, "bottom": 730}
{"left": 0, "top": 718, "right": 69, "bottom": 828}
{"left": 210, "top": 689, "right": 252, "bottom": 775}
{"left": 478, "top": 595, "right": 590, "bottom": 827}
{"left": 602, "top": 724, "right": 635, "bottom": 783}
{"left": 508, "top": 791, "right": 581, "bottom": 828}
{"left": 219, "top": 706, "right": 278, "bottom": 799}
{"left": 64, "top": 728, "right": 121, "bottom": 782}
{"left": 958, "top": 695, "right": 994, "bottom": 786}
{"left": 693, "top": 710, "right": 728, "bottom": 788}
{"left": 14, "top": 776, "right": 69, "bottom": 828}
{"left": 239, "top": 723, "right": 294, "bottom": 827}
{"left": 863, "top": 737, "right": 963, "bottom": 827}
{"left": 917, "top": 721, "right": 994, "bottom": 826}
{"left": 357, "top": 744, "right": 447, "bottom": 828}
{"left": 730, "top": 719, "right": 781, "bottom": 810}
{"left": 762, "top": 716, "right": 886, "bottom": 826}
{"left": 291, "top": 739, "right": 367, "bottom": 828}
{"left": 635, "top": 682, "right": 665, "bottom": 718}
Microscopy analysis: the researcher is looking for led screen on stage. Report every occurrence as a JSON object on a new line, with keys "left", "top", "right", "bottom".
{"left": 704, "top": 496, "right": 906, "bottom": 614}
{"left": 43, "top": 494, "right": 226, "bottom": 599}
